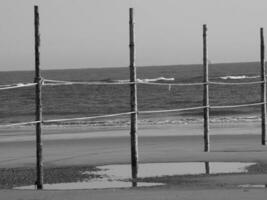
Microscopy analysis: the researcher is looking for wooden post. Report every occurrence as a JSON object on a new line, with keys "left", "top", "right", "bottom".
{"left": 34, "top": 5, "right": 43, "bottom": 190}
{"left": 203, "top": 24, "right": 210, "bottom": 152}
{"left": 260, "top": 28, "right": 266, "bottom": 145}
{"left": 129, "top": 7, "right": 138, "bottom": 187}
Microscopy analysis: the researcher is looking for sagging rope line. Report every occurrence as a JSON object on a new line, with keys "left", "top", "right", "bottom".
{"left": 139, "top": 106, "right": 206, "bottom": 114}
{"left": 43, "top": 112, "right": 135, "bottom": 123}
{"left": 0, "top": 112, "right": 135, "bottom": 127}
{"left": 138, "top": 82, "right": 205, "bottom": 86}
{"left": 0, "top": 102, "right": 265, "bottom": 127}
{"left": 43, "top": 79, "right": 134, "bottom": 86}
{"left": 0, "top": 79, "right": 264, "bottom": 91}
{"left": 139, "top": 102, "right": 265, "bottom": 114}
{"left": 0, "top": 83, "right": 37, "bottom": 90}
{"left": 0, "top": 120, "right": 41, "bottom": 127}
{"left": 211, "top": 102, "right": 265, "bottom": 109}
{"left": 43, "top": 79, "right": 266, "bottom": 87}
{"left": 44, "top": 79, "right": 205, "bottom": 87}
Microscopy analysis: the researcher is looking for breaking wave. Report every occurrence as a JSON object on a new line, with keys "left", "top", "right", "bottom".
{"left": 0, "top": 83, "right": 34, "bottom": 88}
{"left": 16, "top": 83, "right": 34, "bottom": 86}
{"left": 116, "top": 77, "right": 175, "bottom": 83}
{"left": 220, "top": 75, "right": 259, "bottom": 80}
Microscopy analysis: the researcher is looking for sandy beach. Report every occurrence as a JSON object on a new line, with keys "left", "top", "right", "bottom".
{"left": 0, "top": 121, "right": 266, "bottom": 168}
{"left": 0, "top": 121, "right": 267, "bottom": 199}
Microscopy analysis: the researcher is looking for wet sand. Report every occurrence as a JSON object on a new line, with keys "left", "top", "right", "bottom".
{"left": 0, "top": 122, "right": 266, "bottom": 168}
{"left": 0, "top": 188, "right": 266, "bottom": 200}
{"left": 0, "top": 121, "right": 267, "bottom": 199}
{"left": 0, "top": 123, "right": 267, "bottom": 168}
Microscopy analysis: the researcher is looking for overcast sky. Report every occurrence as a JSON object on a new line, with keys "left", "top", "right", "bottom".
{"left": 0, "top": 0, "right": 267, "bottom": 71}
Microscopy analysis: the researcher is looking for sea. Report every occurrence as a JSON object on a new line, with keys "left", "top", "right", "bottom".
{"left": 0, "top": 62, "right": 264, "bottom": 126}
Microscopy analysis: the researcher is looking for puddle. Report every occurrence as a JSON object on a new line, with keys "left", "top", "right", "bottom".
{"left": 91, "top": 162, "right": 254, "bottom": 179}
{"left": 239, "top": 184, "right": 267, "bottom": 188}
{"left": 15, "top": 162, "right": 255, "bottom": 190}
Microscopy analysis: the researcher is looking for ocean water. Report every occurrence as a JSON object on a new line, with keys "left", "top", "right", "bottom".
{"left": 0, "top": 62, "right": 264, "bottom": 125}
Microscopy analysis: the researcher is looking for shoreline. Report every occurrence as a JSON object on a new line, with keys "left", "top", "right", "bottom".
{"left": 0, "top": 112, "right": 261, "bottom": 127}
{"left": 0, "top": 128, "right": 267, "bottom": 168}
{"left": 0, "top": 119, "right": 262, "bottom": 143}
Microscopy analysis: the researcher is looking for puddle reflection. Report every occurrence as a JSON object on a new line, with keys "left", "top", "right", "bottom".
{"left": 205, "top": 162, "right": 210, "bottom": 174}
{"left": 91, "top": 162, "right": 254, "bottom": 179}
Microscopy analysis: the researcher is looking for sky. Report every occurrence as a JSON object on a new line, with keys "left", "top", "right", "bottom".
{"left": 0, "top": 0, "right": 267, "bottom": 71}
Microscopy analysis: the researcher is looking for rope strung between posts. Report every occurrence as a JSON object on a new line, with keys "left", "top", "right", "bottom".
{"left": 139, "top": 106, "right": 206, "bottom": 114}
{"left": 44, "top": 79, "right": 203, "bottom": 86}
{"left": 210, "top": 102, "right": 265, "bottom": 109}
{"left": 43, "top": 79, "right": 135, "bottom": 86}
{"left": 0, "top": 76, "right": 266, "bottom": 127}
{"left": 0, "top": 80, "right": 263, "bottom": 89}
{"left": 0, "top": 83, "right": 37, "bottom": 90}
{"left": 0, "top": 102, "right": 266, "bottom": 127}
{"left": 0, "top": 120, "right": 41, "bottom": 127}
{"left": 0, "top": 112, "right": 135, "bottom": 127}
{"left": 43, "top": 111, "right": 135, "bottom": 123}
{"left": 43, "top": 78, "right": 266, "bottom": 87}
{"left": 138, "top": 82, "right": 205, "bottom": 86}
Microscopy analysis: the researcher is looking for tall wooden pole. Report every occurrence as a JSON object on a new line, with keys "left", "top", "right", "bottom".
{"left": 34, "top": 5, "right": 43, "bottom": 190}
{"left": 260, "top": 28, "right": 266, "bottom": 146}
{"left": 203, "top": 24, "right": 210, "bottom": 152}
{"left": 129, "top": 7, "right": 138, "bottom": 187}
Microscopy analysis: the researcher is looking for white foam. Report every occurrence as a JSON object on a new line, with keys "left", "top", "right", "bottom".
{"left": 220, "top": 75, "right": 259, "bottom": 80}
{"left": 116, "top": 77, "right": 175, "bottom": 83}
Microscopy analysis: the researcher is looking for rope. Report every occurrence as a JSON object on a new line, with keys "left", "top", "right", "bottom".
{"left": 0, "top": 112, "right": 135, "bottom": 127}
{"left": 0, "top": 83, "right": 37, "bottom": 90}
{"left": 0, "top": 77, "right": 265, "bottom": 127}
{"left": 43, "top": 112, "right": 135, "bottom": 123}
{"left": 0, "top": 121, "right": 41, "bottom": 127}
{"left": 43, "top": 79, "right": 134, "bottom": 86}
{"left": 210, "top": 102, "right": 265, "bottom": 109}
{"left": 44, "top": 79, "right": 203, "bottom": 86}
{"left": 0, "top": 102, "right": 264, "bottom": 127}
{"left": 139, "top": 106, "right": 206, "bottom": 114}
{"left": 138, "top": 82, "right": 205, "bottom": 86}
{"left": 0, "top": 76, "right": 264, "bottom": 91}
{"left": 44, "top": 78, "right": 266, "bottom": 87}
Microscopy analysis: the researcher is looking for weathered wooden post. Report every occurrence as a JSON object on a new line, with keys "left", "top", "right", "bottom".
{"left": 203, "top": 24, "right": 210, "bottom": 152}
{"left": 260, "top": 28, "right": 266, "bottom": 145}
{"left": 34, "top": 5, "right": 43, "bottom": 190}
{"left": 129, "top": 7, "right": 138, "bottom": 187}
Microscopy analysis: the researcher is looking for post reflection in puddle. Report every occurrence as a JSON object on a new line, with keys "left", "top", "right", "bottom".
{"left": 205, "top": 162, "right": 210, "bottom": 175}
{"left": 15, "top": 162, "right": 255, "bottom": 190}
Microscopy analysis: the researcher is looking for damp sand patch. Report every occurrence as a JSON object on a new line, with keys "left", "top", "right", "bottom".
{"left": 0, "top": 165, "right": 99, "bottom": 189}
